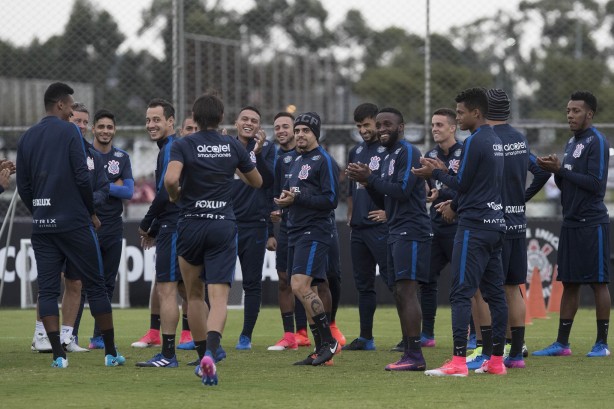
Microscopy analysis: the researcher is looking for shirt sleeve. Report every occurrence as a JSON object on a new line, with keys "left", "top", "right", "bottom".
{"left": 557, "top": 137, "right": 608, "bottom": 195}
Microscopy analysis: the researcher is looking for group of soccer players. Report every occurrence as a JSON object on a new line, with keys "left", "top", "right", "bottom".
{"left": 16, "top": 82, "right": 610, "bottom": 384}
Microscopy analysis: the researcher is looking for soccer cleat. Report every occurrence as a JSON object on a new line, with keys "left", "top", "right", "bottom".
{"left": 62, "top": 335, "right": 89, "bottom": 353}
{"left": 391, "top": 340, "right": 404, "bottom": 352}
{"left": 467, "top": 333, "right": 477, "bottom": 350}
{"left": 104, "top": 352, "right": 126, "bottom": 367}
{"left": 136, "top": 353, "right": 178, "bottom": 367}
{"left": 475, "top": 358, "right": 507, "bottom": 375}
{"left": 293, "top": 353, "right": 316, "bottom": 365}
{"left": 504, "top": 354, "right": 526, "bottom": 368}
{"left": 385, "top": 351, "right": 426, "bottom": 371}
{"left": 466, "top": 354, "right": 489, "bottom": 370}
{"left": 196, "top": 355, "right": 218, "bottom": 386}
{"left": 131, "top": 329, "right": 161, "bottom": 348}
{"left": 420, "top": 333, "right": 436, "bottom": 348}
{"left": 425, "top": 359, "right": 468, "bottom": 377}
{"left": 330, "top": 322, "right": 346, "bottom": 346}
{"left": 312, "top": 340, "right": 339, "bottom": 366}
{"left": 177, "top": 330, "right": 195, "bottom": 350}
{"left": 235, "top": 335, "right": 252, "bottom": 350}
{"left": 267, "top": 332, "right": 298, "bottom": 351}
{"left": 586, "top": 342, "right": 611, "bottom": 357}
{"left": 522, "top": 342, "right": 529, "bottom": 358}
{"left": 32, "top": 332, "right": 52, "bottom": 353}
{"left": 88, "top": 336, "right": 105, "bottom": 350}
{"left": 295, "top": 329, "right": 311, "bottom": 347}
{"left": 51, "top": 357, "right": 68, "bottom": 368}
{"left": 342, "top": 337, "right": 376, "bottom": 351}
{"left": 532, "top": 341, "right": 571, "bottom": 357}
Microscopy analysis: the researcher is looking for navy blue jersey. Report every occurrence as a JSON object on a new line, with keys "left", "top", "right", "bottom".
{"left": 432, "top": 124, "right": 506, "bottom": 232}
{"left": 140, "top": 135, "right": 181, "bottom": 234}
{"left": 170, "top": 130, "right": 255, "bottom": 220}
{"left": 494, "top": 124, "right": 551, "bottom": 237}
{"left": 232, "top": 137, "right": 275, "bottom": 225}
{"left": 273, "top": 146, "right": 298, "bottom": 225}
{"left": 16, "top": 116, "right": 94, "bottom": 233}
{"left": 366, "top": 140, "right": 432, "bottom": 241}
{"left": 556, "top": 126, "right": 610, "bottom": 227}
{"left": 96, "top": 147, "right": 133, "bottom": 236}
{"left": 425, "top": 141, "right": 463, "bottom": 229}
{"left": 83, "top": 139, "right": 110, "bottom": 210}
{"left": 284, "top": 146, "right": 338, "bottom": 237}
{"left": 347, "top": 140, "right": 388, "bottom": 229}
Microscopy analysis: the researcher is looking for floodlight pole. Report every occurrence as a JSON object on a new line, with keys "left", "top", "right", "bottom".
{"left": 172, "top": 0, "right": 185, "bottom": 124}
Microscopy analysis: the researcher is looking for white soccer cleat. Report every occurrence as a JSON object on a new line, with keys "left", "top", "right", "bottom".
{"left": 62, "top": 335, "right": 89, "bottom": 352}
{"left": 32, "top": 331, "right": 52, "bottom": 353}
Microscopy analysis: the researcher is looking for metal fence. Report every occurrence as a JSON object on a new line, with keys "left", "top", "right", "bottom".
{"left": 2, "top": 0, "right": 614, "bottom": 218}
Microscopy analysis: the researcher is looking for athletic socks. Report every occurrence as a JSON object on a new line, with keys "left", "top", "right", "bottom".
{"left": 182, "top": 314, "right": 190, "bottom": 332}
{"left": 358, "top": 291, "right": 376, "bottom": 340}
{"left": 73, "top": 291, "right": 86, "bottom": 337}
{"left": 281, "top": 312, "right": 295, "bottom": 334}
{"left": 453, "top": 340, "right": 467, "bottom": 357}
{"left": 509, "top": 326, "right": 525, "bottom": 357}
{"left": 162, "top": 334, "right": 176, "bottom": 359}
{"left": 596, "top": 320, "right": 609, "bottom": 344}
{"left": 101, "top": 328, "right": 117, "bottom": 357}
{"left": 310, "top": 324, "right": 322, "bottom": 350}
{"left": 480, "top": 326, "right": 493, "bottom": 357}
{"left": 195, "top": 340, "right": 207, "bottom": 361}
{"left": 241, "top": 294, "right": 261, "bottom": 340}
{"left": 556, "top": 319, "right": 573, "bottom": 345}
{"left": 48, "top": 331, "right": 66, "bottom": 360}
{"left": 492, "top": 336, "right": 505, "bottom": 356}
{"left": 327, "top": 274, "right": 341, "bottom": 322}
{"left": 406, "top": 336, "right": 421, "bottom": 352}
{"left": 206, "top": 331, "right": 222, "bottom": 357}
{"left": 313, "top": 313, "right": 333, "bottom": 344}
{"left": 150, "top": 314, "right": 161, "bottom": 331}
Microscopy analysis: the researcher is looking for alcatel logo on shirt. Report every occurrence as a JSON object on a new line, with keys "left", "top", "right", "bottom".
{"left": 197, "top": 143, "right": 231, "bottom": 158}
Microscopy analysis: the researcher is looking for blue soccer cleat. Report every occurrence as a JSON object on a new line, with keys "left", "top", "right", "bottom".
{"left": 216, "top": 345, "right": 227, "bottom": 362}
{"left": 532, "top": 342, "right": 571, "bottom": 357}
{"left": 235, "top": 335, "right": 252, "bottom": 350}
{"left": 51, "top": 357, "right": 68, "bottom": 368}
{"left": 88, "top": 335, "right": 105, "bottom": 350}
{"left": 420, "top": 333, "right": 436, "bottom": 348}
{"left": 586, "top": 342, "right": 611, "bottom": 357}
{"left": 105, "top": 352, "right": 126, "bottom": 367}
{"left": 467, "top": 334, "right": 477, "bottom": 350}
{"left": 194, "top": 354, "right": 218, "bottom": 386}
{"left": 135, "top": 353, "right": 178, "bottom": 367}
{"left": 466, "top": 347, "right": 489, "bottom": 370}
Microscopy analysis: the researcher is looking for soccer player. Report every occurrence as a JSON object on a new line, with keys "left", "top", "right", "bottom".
{"left": 347, "top": 108, "right": 432, "bottom": 371}
{"left": 164, "top": 93, "right": 262, "bottom": 386}
{"left": 414, "top": 87, "right": 508, "bottom": 377}
{"left": 343, "top": 103, "right": 391, "bottom": 351}
{"left": 419, "top": 107, "right": 462, "bottom": 349}
{"left": 179, "top": 117, "right": 199, "bottom": 136}
{"left": 16, "top": 82, "right": 125, "bottom": 368}
{"left": 534, "top": 91, "right": 611, "bottom": 358}
{"left": 136, "top": 99, "right": 183, "bottom": 368}
{"left": 275, "top": 112, "right": 340, "bottom": 366}
{"left": 231, "top": 106, "right": 275, "bottom": 350}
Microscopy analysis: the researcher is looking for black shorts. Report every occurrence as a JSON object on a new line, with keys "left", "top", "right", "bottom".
{"left": 502, "top": 236, "right": 527, "bottom": 285}
{"left": 557, "top": 224, "right": 610, "bottom": 283}
{"left": 288, "top": 235, "right": 331, "bottom": 283}
{"left": 155, "top": 230, "right": 181, "bottom": 282}
{"left": 276, "top": 225, "right": 289, "bottom": 272}
{"left": 386, "top": 237, "right": 432, "bottom": 287}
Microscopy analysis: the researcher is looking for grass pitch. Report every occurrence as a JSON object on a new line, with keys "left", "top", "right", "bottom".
{"left": 1, "top": 307, "right": 612, "bottom": 409}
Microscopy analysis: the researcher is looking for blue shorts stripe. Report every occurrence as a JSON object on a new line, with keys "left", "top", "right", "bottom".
{"left": 89, "top": 226, "right": 104, "bottom": 277}
{"left": 411, "top": 241, "right": 418, "bottom": 280}
{"left": 459, "top": 230, "right": 470, "bottom": 285}
{"left": 598, "top": 225, "right": 604, "bottom": 282}
{"left": 170, "top": 232, "right": 177, "bottom": 281}
{"left": 306, "top": 241, "right": 318, "bottom": 276}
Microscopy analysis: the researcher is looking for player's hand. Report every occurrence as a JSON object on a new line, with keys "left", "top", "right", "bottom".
{"left": 435, "top": 200, "right": 456, "bottom": 223}
{"left": 0, "top": 159, "right": 16, "bottom": 175}
{"left": 266, "top": 237, "right": 277, "bottom": 251}
{"left": 91, "top": 214, "right": 101, "bottom": 230}
{"left": 346, "top": 162, "right": 371, "bottom": 184}
{"left": 141, "top": 235, "right": 155, "bottom": 250}
{"left": 0, "top": 168, "right": 11, "bottom": 190}
{"left": 368, "top": 209, "right": 387, "bottom": 223}
{"left": 253, "top": 129, "right": 266, "bottom": 155}
{"left": 274, "top": 190, "right": 295, "bottom": 208}
{"left": 426, "top": 188, "right": 439, "bottom": 203}
{"left": 536, "top": 154, "right": 560, "bottom": 173}
{"left": 270, "top": 210, "right": 282, "bottom": 223}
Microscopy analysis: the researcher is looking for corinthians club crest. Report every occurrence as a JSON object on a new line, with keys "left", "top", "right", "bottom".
{"left": 298, "top": 164, "right": 311, "bottom": 180}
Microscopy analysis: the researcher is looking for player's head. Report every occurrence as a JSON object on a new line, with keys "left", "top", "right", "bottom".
{"left": 454, "top": 87, "right": 488, "bottom": 132}
{"left": 192, "top": 94, "right": 224, "bottom": 131}
{"left": 353, "top": 103, "right": 379, "bottom": 143}
{"left": 236, "top": 106, "right": 261, "bottom": 139}
{"left": 376, "top": 107, "right": 404, "bottom": 148}
{"left": 70, "top": 102, "right": 89, "bottom": 136}
{"left": 180, "top": 117, "right": 199, "bottom": 136}
{"left": 294, "top": 111, "right": 321, "bottom": 152}
{"left": 274, "top": 111, "right": 295, "bottom": 148}
{"left": 44, "top": 82, "right": 74, "bottom": 121}
{"left": 93, "top": 109, "right": 116, "bottom": 146}
{"left": 146, "top": 98, "right": 175, "bottom": 141}
{"left": 485, "top": 88, "right": 511, "bottom": 122}
{"left": 431, "top": 108, "right": 457, "bottom": 146}
{"left": 568, "top": 91, "right": 597, "bottom": 132}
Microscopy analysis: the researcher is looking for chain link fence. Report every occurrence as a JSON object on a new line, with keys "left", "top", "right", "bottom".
{"left": 2, "top": 0, "right": 614, "bottom": 219}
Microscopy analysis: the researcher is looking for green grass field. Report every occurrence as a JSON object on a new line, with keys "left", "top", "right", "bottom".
{"left": 1, "top": 307, "right": 612, "bottom": 409}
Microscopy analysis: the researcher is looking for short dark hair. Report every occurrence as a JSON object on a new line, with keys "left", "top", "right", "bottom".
{"left": 432, "top": 108, "right": 457, "bottom": 125}
{"left": 455, "top": 87, "right": 489, "bottom": 116}
{"left": 378, "top": 107, "right": 404, "bottom": 123}
{"left": 353, "top": 103, "right": 379, "bottom": 123}
{"left": 44, "top": 82, "right": 74, "bottom": 110}
{"left": 274, "top": 111, "right": 294, "bottom": 122}
{"left": 148, "top": 98, "right": 175, "bottom": 120}
{"left": 239, "top": 105, "right": 261, "bottom": 118}
{"left": 72, "top": 102, "right": 89, "bottom": 114}
{"left": 570, "top": 91, "right": 597, "bottom": 114}
{"left": 94, "top": 109, "right": 116, "bottom": 125}
{"left": 192, "top": 94, "right": 224, "bottom": 129}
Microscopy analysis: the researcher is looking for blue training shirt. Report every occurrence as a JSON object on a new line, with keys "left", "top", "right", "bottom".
{"left": 273, "top": 146, "right": 298, "bottom": 227}
{"left": 96, "top": 146, "right": 133, "bottom": 236}
{"left": 425, "top": 141, "right": 463, "bottom": 232}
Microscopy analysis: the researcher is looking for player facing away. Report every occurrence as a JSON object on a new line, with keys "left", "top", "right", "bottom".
{"left": 164, "top": 93, "right": 263, "bottom": 386}
{"left": 274, "top": 112, "right": 341, "bottom": 366}
{"left": 347, "top": 108, "right": 432, "bottom": 371}
{"left": 534, "top": 91, "right": 611, "bottom": 358}
{"left": 414, "top": 87, "right": 508, "bottom": 377}
{"left": 16, "top": 82, "right": 125, "bottom": 368}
